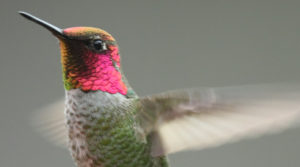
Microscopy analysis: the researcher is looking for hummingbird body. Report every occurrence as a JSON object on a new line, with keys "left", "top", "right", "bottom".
{"left": 20, "top": 12, "right": 300, "bottom": 167}
{"left": 65, "top": 89, "right": 168, "bottom": 167}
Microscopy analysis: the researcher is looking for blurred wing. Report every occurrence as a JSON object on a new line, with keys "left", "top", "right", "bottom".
{"left": 139, "top": 84, "right": 300, "bottom": 156}
{"left": 31, "top": 99, "right": 68, "bottom": 148}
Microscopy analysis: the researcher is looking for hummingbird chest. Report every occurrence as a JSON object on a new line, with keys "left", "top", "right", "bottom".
{"left": 64, "top": 89, "right": 167, "bottom": 167}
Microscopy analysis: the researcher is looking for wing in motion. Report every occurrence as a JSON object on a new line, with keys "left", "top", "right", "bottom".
{"left": 32, "top": 99, "right": 68, "bottom": 147}
{"left": 138, "top": 84, "right": 300, "bottom": 156}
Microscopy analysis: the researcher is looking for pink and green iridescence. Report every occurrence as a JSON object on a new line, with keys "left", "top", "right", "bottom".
{"left": 60, "top": 27, "right": 128, "bottom": 95}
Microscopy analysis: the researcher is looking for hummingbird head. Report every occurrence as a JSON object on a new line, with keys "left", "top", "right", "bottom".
{"left": 19, "top": 12, "right": 128, "bottom": 95}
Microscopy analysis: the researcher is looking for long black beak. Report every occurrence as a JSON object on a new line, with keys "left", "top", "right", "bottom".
{"left": 19, "top": 11, "right": 66, "bottom": 38}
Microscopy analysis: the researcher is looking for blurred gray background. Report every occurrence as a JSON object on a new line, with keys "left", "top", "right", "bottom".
{"left": 1, "top": 0, "right": 300, "bottom": 166}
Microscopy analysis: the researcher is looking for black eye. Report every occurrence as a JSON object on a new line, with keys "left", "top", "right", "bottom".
{"left": 93, "top": 40, "right": 105, "bottom": 51}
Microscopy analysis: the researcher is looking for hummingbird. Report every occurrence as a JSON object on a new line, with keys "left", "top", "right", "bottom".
{"left": 19, "top": 11, "right": 300, "bottom": 167}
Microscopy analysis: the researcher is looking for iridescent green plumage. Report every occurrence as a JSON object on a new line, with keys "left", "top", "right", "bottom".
{"left": 82, "top": 100, "right": 168, "bottom": 166}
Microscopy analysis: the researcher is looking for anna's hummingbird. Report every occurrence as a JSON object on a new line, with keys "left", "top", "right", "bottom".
{"left": 20, "top": 11, "right": 300, "bottom": 167}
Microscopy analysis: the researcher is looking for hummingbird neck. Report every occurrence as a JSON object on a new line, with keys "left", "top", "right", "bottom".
{"left": 60, "top": 42, "right": 128, "bottom": 95}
